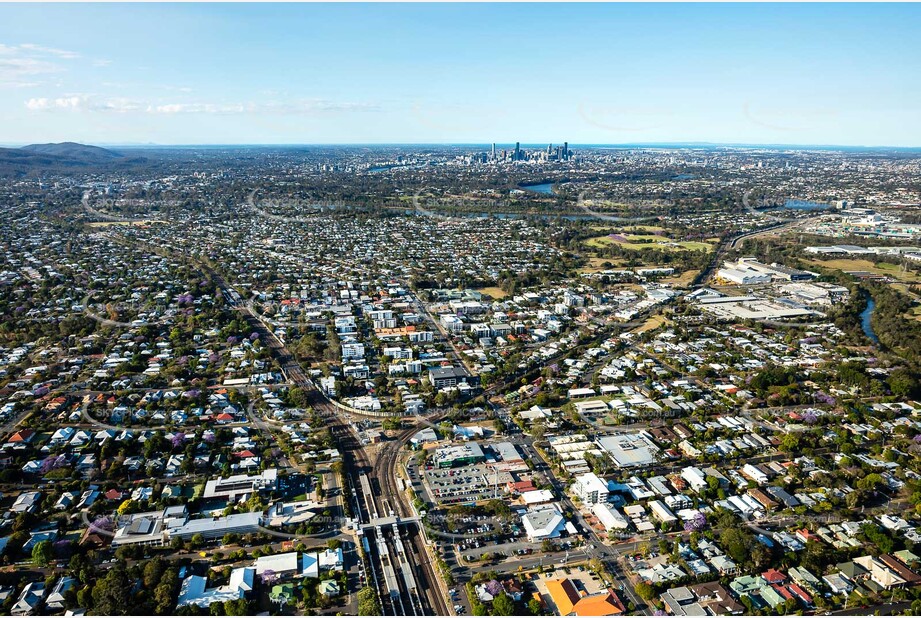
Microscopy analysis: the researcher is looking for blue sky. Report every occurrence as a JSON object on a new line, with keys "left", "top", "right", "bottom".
{"left": 1, "top": 3, "right": 919, "bottom": 146}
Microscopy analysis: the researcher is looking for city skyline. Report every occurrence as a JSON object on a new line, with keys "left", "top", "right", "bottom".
{"left": 1, "top": 3, "right": 920, "bottom": 146}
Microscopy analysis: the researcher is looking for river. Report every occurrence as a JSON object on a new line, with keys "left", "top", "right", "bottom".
{"left": 860, "top": 295, "right": 879, "bottom": 344}
{"left": 518, "top": 182, "right": 555, "bottom": 195}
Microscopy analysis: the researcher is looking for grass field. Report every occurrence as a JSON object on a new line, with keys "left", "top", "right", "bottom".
{"left": 476, "top": 286, "right": 509, "bottom": 299}
{"left": 584, "top": 233, "right": 713, "bottom": 252}
{"left": 662, "top": 269, "right": 700, "bottom": 287}
{"left": 631, "top": 314, "right": 669, "bottom": 334}
{"left": 808, "top": 258, "right": 921, "bottom": 321}
{"left": 87, "top": 220, "right": 166, "bottom": 227}
{"left": 805, "top": 259, "right": 921, "bottom": 283}
{"left": 577, "top": 257, "right": 628, "bottom": 274}
{"left": 588, "top": 224, "right": 667, "bottom": 234}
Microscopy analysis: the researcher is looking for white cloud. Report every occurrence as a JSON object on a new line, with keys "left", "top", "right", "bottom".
{"left": 149, "top": 102, "right": 251, "bottom": 114}
{"left": 18, "top": 43, "right": 80, "bottom": 59}
{"left": 149, "top": 100, "right": 379, "bottom": 114}
{"left": 25, "top": 95, "right": 380, "bottom": 115}
{"left": 26, "top": 96, "right": 83, "bottom": 110}
{"left": 0, "top": 56, "right": 59, "bottom": 80}
{"left": 0, "top": 79, "right": 41, "bottom": 89}
{"left": 0, "top": 42, "right": 80, "bottom": 87}
{"left": 26, "top": 95, "right": 142, "bottom": 113}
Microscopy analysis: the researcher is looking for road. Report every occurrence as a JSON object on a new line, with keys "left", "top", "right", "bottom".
{"left": 693, "top": 213, "right": 823, "bottom": 287}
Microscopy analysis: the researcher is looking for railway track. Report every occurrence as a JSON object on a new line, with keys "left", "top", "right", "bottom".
{"left": 202, "top": 256, "right": 450, "bottom": 616}
{"left": 368, "top": 423, "right": 452, "bottom": 616}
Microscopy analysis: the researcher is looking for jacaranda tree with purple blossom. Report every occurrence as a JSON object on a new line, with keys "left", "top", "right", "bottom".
{"left": 684, "top": 511, "right": 707, "bottom": 533}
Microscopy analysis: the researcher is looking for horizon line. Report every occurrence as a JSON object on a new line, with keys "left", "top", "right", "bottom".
{"left": 4, "top": 141, "right": 921, "bottom": 151}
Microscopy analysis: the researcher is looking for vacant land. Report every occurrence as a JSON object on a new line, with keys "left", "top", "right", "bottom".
{"left": 584, "top": 233, "right": 713, "bottom": 252}
{"left": 576, "top": 257, "right": 628, "bottom": 274}
{"left": 589, "top": 224, "right": 667, "bottom": 234}
{"left": 87, "top": 220, "right": 166, "bottom": 228}
{"left": 805, "top": 259, "right": 921, "bottom": 283}
{"left": 632, "top": 314, "right": 669, "bottom": 334}
{"left": 662, "top": 269, "right": 700, "bottom": 287}
{"left": 475, "top": 286, "right": 509, "bottom": 299}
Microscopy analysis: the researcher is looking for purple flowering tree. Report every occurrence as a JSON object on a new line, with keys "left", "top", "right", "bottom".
{"left": 53, "top": 539, "right": 74, "bottom": 558}
{"left": 684, "top": 511, "right": 707, "bottom": 533}
{"left": 90, "top": 516, "right": 114, "bottom": 535}
{"left": 484, "top": 580, "right": 504, "bottom": 597}
{"left": 39, "top": 454, "right": 67, "bottom": 475}
{"left": 260, "top": 570, "right": 278, "bottom": 585}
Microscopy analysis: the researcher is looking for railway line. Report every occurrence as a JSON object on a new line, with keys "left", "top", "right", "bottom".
{"left": 204, "top": 257, "right": 450, "bottom": 616}
{"left": 368, "top": 425, "right": 452, "bottom": 616}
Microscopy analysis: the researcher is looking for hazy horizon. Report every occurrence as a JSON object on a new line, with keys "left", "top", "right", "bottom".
{"left": 5, "top": 140, "right": 921, "bottom": 152}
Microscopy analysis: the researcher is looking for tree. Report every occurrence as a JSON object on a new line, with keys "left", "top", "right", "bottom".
{"left": 530, "top": 423, "right": 546, "bottom": 441}
{"left": 635, "top": 581, "right": 656, "bottom": 601}
{"left": 528, "top": 597, "right": 543, "bottom": 615}
{"left": 492, "top": 592, "right": 517, "bottom": 616}
{"left": 154, "top": 567, "right": 179, "bottom": 614}
{"left": 32, "top": 540, "right": 54, "bottom": 567}
{"left": 143, "top": 556, "right": 166, "bottom": 588}
{"left": 357, "top": 586, "right": 380, "bottom": 616}
{"left": 92, "top": 563, "right": 132, "bottom": 615}
{"left": 719, "top": 527, "right": 754, "bottom": 565}
{"left": 223, "top": 599, "right": 250, "bottom": 615}
{"left": 77, "top": 586, "right": 93, "bottom": 609}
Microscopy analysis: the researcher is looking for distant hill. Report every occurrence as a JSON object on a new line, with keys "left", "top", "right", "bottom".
{"left": 20, "top": 141, "right": 124, "bottom": 162}
{"left": 0, "top": 142, "right": 147, "bottom": 177}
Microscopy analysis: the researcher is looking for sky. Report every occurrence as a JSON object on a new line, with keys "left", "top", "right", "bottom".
{"left": 1, "top": 3, "right": 919, "bottom": 147}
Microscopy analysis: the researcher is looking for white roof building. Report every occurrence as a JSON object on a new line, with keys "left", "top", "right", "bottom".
{"left": 573, "top": 472, "right": 609, "bottom": 505}
{"left": 254, "top": 552, "right": 299, "bottom": 576}
{"left": 592, "top": 502, "right": 631, "bottom": 531}
{"left": 177, "top": 567, "right": 255, "bottom": 608}
{"left": 521, "top": 489, "right": 555, "bottom": 506}
{"left": 522, "top": 508, "right": 566, "bottom": 541}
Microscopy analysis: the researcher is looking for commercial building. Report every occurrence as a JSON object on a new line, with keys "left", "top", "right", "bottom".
{"left": 522, "top": 508, "right": 567, "bottom": 541}
{"left": 428, "top": 365, "right": 474, "bottom": 389}
{"left": 202, "top": 469, "right": 278, "bottom": 501}
{"left": 545, "top": 578, "right": 625, "bottom": 616}
{"left": 592, "top": 502, "right": 631, "bottom": 532}
{"left": 433, "top": 442, "right": 486, "bottom": 468}
{"left": 169, "top": 512, "right": 263, "bottom": 541}
{"left": 596, "top": 433, "right": 659, "bottom": 468}
{"left": 717, "top": 267, "right": 771, "bottom": 285}
{"left": 573, "top": 472, "right": 609, "bottom": 504}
